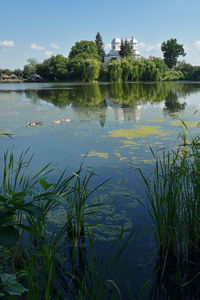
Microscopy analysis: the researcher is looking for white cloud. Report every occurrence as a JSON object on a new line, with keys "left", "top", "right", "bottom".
{"left": 138, "top": 42, "right": 161, "bottom": 53}
{"left": 139, "top": 42, "right": 146, "bottom": 49}
{"left": 44, "top": 50, "right": 53, "bottom": 57}
{"left": 183, "top": 44, "right": 190, "bottom": 52}
{"left": 50, "top": 42, "right": 59, "bottom": 49}
{"left": 0, "top": 40, "right": 14, "bottom": 47}
{"left": 145, "top": 43, "right": 161, "bottom": 52}
{"left": 194, "top": 40, "right": 200, "bottom": 48}
{"left": 30, "top": 43, "right": 45, "bottom": 50}
{"left": 105, "top": 42, "right": 111, "bottom": 50}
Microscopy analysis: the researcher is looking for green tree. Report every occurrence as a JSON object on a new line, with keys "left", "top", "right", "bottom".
{"left": 161, "top": 38, "right": 186, "bottom": 69}
{"left": 119, "top": 40, "right": 125, "bottom": 58}
{"left": 99, "top": 64, "right": 108, "bottom": 81}
{"left": 82, "top": 59, "right": 101, "bottom": 82}
{"left": 108, "top": 60, "right": 122, "bottom": 82}
{"left": 68, "top": 40, "right": 99, "bottom": 60}
{"left": 1, "top": 69, "right": 12, "bottom": 76}
{"left": 176, "top": 60, "right": 194, "bottom": 79}
{"left": 142, "top": 60, "right": 159, "bottom": 81}
{"left": 23, "top": 58, "right": 38, "bottom": 78}
{"left": 36, "top": 55, "right": 68, "bottom": 80}
{"left": 149, "top": 57, "right": 169, "bottom": 80}
{"left": 67, "top": 55, "right": 86, "bottom": 80}
{"left": 27, "top": 58, "right": 39, "bottom": 67}
{"left": 124, "top": 39, "right": 132, "bottom": 58}
{"left": 119, "top": 39, "right": 131, "bottom": 58}
{"left": 95, "top": 32, "right": 105, "bottom": 62}
{"left": 23, "top": 65, "right": 34, "bottom": 78}
{"left": 121, "top": 58, "right": 133, "bottom": 81}
{"left": 13, "top": 68, "right": 23, "bottom": 78}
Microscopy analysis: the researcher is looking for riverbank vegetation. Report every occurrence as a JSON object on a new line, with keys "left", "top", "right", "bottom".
{"left": 0, "top": 148, "right": 139, "bottom": 299}
{"left": 1, "top": 34, "right": 200, "bottom": 83}
{"left": 1, "top": 122, "right": 200, "bottom": 298}
{"left": 138, "top": 127, "right": 200, "bottom": 298}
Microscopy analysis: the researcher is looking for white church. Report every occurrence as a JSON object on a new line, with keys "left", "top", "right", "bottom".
{"left": 104, "top": 35, "right": 140, "bottom": 63}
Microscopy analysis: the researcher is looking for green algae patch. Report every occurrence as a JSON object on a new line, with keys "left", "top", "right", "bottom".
{"left": 119, "top": 140, "right": 140, "bottom": 149}
{"left": 114, "top": 152, "right": 127, "bottom": 160}
{"left": 109, "top": 125, "right": 168, "bottom": 140}
{"left": 149, "top": 119, "right": 165, "bottom": 123}
{"left": 81, "top": 151, "right": 109, "bottom": 159}
{"left": 114, "top": 152, "right": 121, "bottom": 157}
{"left": 131, "top": 156, "right": 137, "bottom": 160}
{"left": 171, "top": 121, "right": 200, "bottom": 128}
{"left": 120, "top": 140, "right": 140, "bottom": 145}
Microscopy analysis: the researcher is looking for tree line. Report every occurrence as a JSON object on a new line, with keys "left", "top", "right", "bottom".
{"left": 1, "top": 33, "right": 200, "bottom": 82}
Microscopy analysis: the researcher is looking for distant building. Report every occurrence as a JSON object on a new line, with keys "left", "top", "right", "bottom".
{"left": 104, "top": 35, "right": 140, "bottom": 63}
{"left": 1, "top": 74, "right": 9, "bottom": 80}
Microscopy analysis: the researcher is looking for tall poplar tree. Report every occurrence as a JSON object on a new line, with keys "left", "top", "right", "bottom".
{"left": 95, "top": 32, "right": 105, "bottom": 62}
{"left": 119, "top": 39, "right": 131, "bottom": 58}
{"left": 119, "top": 40, "right": 125, "bottom": 58}
{"left": 124, "top": 39, "right": 132, "bottom": 57}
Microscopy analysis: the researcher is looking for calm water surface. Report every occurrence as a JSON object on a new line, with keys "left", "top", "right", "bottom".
{"left": 1, "top": 81, "right": 200, "bottom": 298}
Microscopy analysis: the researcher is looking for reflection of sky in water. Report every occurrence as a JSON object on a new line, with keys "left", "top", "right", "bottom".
{"left": 1, "top": 82, "right": 200, "bottom": 171}
{"left": 1, "top": 82, "right": 200, "bottom": 296}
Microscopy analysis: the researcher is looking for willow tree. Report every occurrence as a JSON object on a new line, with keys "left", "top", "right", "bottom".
{"left": 82, "top": 59, "right": 101, "bottom": 82}
{"left": 108, "top": 60, "right": 122, "bottom": 82}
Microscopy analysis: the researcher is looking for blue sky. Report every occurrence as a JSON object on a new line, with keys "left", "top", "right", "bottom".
{"left": 1, "top": 0, "right": 200, "bottom": 69}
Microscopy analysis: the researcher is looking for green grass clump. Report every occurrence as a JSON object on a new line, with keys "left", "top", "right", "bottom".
{"left": 0, "top": 149, "right": 135, "bottom": 299}
{"left": 138, "top": 135, "right": 200, "bottom": 295}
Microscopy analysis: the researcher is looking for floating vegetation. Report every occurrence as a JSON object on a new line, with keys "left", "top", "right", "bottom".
{"left": 131, "top": 156, "right": 137, "bottom": 160}
{"left": 120, "top": 140, "right": 140, "bottom": 149}
{"left": 171, "top": 120, "right": 200, "bottom": 127}
{"left": 155, "top": 119, "right": 165, "bottom": 122}
{"left": 114, "top": 152, "right": 121, "bottom": 157}
{"left": 114, "top": 152, "right": 127, "bottom": 160}
{"left": 108, "top": 125, "right": 169, "bottom": 140}
{"left": 81, "top": 151, "right": 109, "bottom": 159}
{"left": 120, "top": 140, "right": 140, "bottom": 145}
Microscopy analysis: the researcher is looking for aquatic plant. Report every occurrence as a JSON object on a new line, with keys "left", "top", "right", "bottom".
{"left": 138, "top": 133, "right": 200, "bottom": 295}
{"left": 0, "top": 149, "right": 134, "bottom": 299}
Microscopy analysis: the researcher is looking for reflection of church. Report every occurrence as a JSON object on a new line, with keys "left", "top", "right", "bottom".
{"left": 104, "top": 35, "right": 140, "bottom": 63}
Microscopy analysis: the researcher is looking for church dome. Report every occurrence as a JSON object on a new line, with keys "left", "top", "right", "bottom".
{"left": 130, "top": 36, "right": 138, "bottom": 44}
{"left": 112, "top": 37, "right": 121, "bottom": 44}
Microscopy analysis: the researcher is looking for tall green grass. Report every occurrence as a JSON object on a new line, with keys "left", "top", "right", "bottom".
{"left": 138, "top": 134, "right": 200, "bottom": 294}
{"left": 0, "top": 149, "right": 134, "bottom": 299}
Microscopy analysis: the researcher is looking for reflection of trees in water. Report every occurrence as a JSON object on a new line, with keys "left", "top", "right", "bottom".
{"left": 24, "top": 90, "right": 42, "bottom": 103}
{"left": 163, "top": 90, "right": 186, "bottom": 115}
{"left": 21, "top": 82, "right": 200, "bottom": 123}
{"left": 105, "top": 98, "right": 142, "bottom": 122}
{"left": 72, "top": 104, "right": 107, "bottom": 127}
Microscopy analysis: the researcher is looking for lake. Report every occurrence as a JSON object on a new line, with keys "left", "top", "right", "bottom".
{"left": 1, "top": 81, "right": 200, "bottom": 298}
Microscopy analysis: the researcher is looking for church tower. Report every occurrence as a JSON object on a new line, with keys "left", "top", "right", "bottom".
{"left": 130, "top": 35, "right": 140, "bottom": 60}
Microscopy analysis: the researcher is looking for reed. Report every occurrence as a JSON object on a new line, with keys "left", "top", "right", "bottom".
{"left": 0, "top": 149, "right": 131, "bottom": 299}
{"left": 138, "top": 132, "right": 200, "bottom": 292}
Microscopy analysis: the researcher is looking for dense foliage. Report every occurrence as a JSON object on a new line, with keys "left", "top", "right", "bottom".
{"left": 119, "top": 39, "right": 132, "bottom": 58}
{"left": 1, "top": 36, "right": 200, "bottom": 83}
{"left": 95, "top": 32, "right": 105, "bottom": 62}
{"left": 161, "top": 38, "right": 186, "bottom": 69}
{"left": 68, "top": 40, "right": 100, "bottom": 60}
{"left": 36, "top": 55, "right": 69, "bottom": 81}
